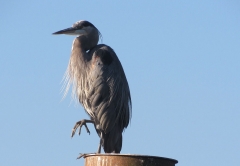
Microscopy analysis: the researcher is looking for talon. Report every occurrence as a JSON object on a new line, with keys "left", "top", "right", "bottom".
{"left": 71, "top": 128, "right": 76, "bottom": 137}
{"left": 71, "top": 119, "right": 94, "bottom": 138}
{"left": 77, "top": 153, "right": 85, "bottom": 159}
{"left": 76, "top": 153, "right": 95, "bottom": 159}
{"left": 84, "top": 124, "right": 91, "bottom": 135}
{"left": 78, "top": 127, "right": 81, "bottom": 135}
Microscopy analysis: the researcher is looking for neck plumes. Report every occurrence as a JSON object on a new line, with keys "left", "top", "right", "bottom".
{"left": 63, "top": 36, "right": 91, "bottom": 101}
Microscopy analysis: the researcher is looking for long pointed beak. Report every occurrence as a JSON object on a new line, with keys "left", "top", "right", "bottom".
{"left": 52, "top": 27, "right": 77, "bottom": 35}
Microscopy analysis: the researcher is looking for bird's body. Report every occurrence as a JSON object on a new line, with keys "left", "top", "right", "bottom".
{"left": 53, "top": 20, "right": 131, "bottom": 153}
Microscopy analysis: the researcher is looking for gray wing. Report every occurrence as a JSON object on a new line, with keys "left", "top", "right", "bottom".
{"left": 87, "top": 45, "right": 131, "bottom": 133}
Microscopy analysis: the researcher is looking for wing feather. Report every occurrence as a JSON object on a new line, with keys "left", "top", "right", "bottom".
{"left": 87, "top": 45, "right": 131, "bottom": 133}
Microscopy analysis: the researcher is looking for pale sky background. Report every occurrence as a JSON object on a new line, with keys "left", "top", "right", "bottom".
{"left": 1, "top": 1, "right": 240, "bottom": 166}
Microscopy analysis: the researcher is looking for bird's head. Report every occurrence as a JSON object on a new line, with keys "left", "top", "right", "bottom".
{"left": 53, "top": 20, "right": 101, "bottom": 49}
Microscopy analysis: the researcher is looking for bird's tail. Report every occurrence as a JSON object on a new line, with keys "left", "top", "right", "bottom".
{"left": 101, "top": 125, "right": 123, "bottom": 153}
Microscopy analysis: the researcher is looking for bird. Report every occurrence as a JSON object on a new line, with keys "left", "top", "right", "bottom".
{"left": 52, "top": 20, "right": 132, "bottom": 155}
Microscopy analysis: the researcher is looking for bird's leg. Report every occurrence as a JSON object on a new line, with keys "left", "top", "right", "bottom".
{"left": 71, "top": 119, "right": 94, "bottom": 137}
{"left": 97, "top": 132, "right": 103, "bottom": 153}
{"left": 97, "top": 139, "right": 102, "bottom": 153}
{"left": 76, "top": 131, "right": 102, "bottom": 160}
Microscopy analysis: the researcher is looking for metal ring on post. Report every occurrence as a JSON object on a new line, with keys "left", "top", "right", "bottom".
{"left": 84, "top": 154, "right": 178, "bottom": 166}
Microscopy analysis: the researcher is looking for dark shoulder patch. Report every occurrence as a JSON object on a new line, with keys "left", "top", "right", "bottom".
{"left": 95, "top": 49, "right": 113, "bottom": 65}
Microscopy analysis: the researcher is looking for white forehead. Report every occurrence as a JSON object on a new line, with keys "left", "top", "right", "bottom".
{"left": 72, "top": 20, "right": 85, "bottom": 27}
{"left": 75, "top": 20, "right": 85, "bottom": 24}
{"left": 72, "top": 20, "right": 94, "bottom": 28}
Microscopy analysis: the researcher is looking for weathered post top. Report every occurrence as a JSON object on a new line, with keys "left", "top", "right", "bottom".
{"left": 84, "top": 154, "right": 178, "bottom": 166}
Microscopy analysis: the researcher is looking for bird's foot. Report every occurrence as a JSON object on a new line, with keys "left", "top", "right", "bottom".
{"left": 76, "top": 153, "right": 87, "bottom": 159}
{"left": 76, "top": 153, "right": 96, "bottom": 160}
{"left": 71, "top": 119, "right": 94, "bottom": 137}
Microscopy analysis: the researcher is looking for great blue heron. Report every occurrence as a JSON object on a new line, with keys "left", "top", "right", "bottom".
{"left": 53, "top": 20, "right": 132, "bottom": 155}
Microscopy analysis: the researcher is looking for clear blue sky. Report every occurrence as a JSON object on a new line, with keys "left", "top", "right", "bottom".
{"left": 1, "top": 1, "right": 240, "bottom": 166}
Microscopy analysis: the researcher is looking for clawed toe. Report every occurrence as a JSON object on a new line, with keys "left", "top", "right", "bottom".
{"left": 76, "top": 153, "right": 86, "bottom": 159}
{"left": 76, "top": 153, "right": 96, "bottom": 160}
{"left": 71, "top": 119, "right": 94, "bottom": 137}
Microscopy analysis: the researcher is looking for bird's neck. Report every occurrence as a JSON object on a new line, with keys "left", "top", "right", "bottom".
{"left": 73, "top": 37, "right": 87, "bottom": 52}
{"left": 69, "top": 37, "right": 89, "bottom": 74}
{"left": 64, "top": 37, "right": 90, "bottom": 101}
{"left": 75, "top": 35, "right": 98, "bottom": 51}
